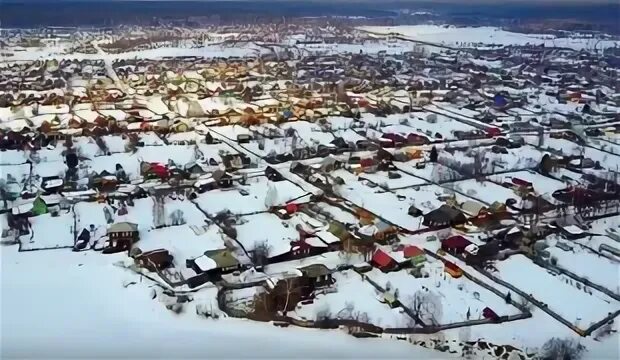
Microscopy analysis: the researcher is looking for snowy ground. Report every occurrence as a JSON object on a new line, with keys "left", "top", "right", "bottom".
{"left": 0, "top": 246, "right": 445, "bottom": 359}
{"left": 494, "top": 255, "right": 619, "bottom": 328}
{"left": 544, "top": 235, "right": 620, "bottom": 296}
{"left": 293, "top": 270, "right": 412, "bottom": 328}
{"left": 358, "top": 25, "right": 620, "bottom": 50}
{"left": 365, "top": 263, "right": 521, "bottom": 325}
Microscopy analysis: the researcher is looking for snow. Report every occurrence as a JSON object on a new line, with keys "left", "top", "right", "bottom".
{"left": 394, "top": 161, "right": 464, "bottom": 183}
{"left": 293, "top": 270, "right": 411, "bottom": 328}
{"left": 1, "top": 247, "right": 442, "bottom": 359}
{"left": 195, "top": 177, "right": 309, "bottom": 216}
{"left": 235, "top": 213, "right": 298, "bottom": 257}
{"left": 359, "top": 25, "right": 620, "bottom": 50}
{"left": 359, "top": 170, "right": 428, "bottom": 190}
{"left": 365, "top": 263, "right": 520, "bottom": 324}
{"left": 495, "top": 255, "right": 619, "bottom": 327}
{"left": 74, "top": 202, "right": 112, "bottom": 239}
{"left": 545, "top": 236, "right": 620, "bottom": 296}
{"left": 21, "top": 211, "right": 75, "bottom": 250}
{"left": 138, "top": 225, "right": 226, "bottom": 265}
{"left": 488, "top": 170, "right": 568, "bottom": 200}
{"left": 446, "top": 179, "right": 518, "bottom": 205}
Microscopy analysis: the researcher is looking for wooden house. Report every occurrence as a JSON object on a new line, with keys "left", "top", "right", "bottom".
{"left": 298, "top": 264, "right": 334, "bottom": 288}
{"left": 423, "top": 205, "right": 467, "bottom": 227}
{"left": 104, "top": 222, "right": 139, "bottom": 254}
{"left": 134, "top": 249, "right": 173, "bottom": 272}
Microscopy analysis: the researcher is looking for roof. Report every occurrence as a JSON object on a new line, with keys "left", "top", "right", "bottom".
{"left": 204, "top": 249, "right": 239, "bottom": 269}
{"left": 108, "top": 222, "right": 138, "bottom": 233}
{"left": 442, "top": 235, "right": 472, "bottom": 249}
{"left": 403, "top": 245, "right": 424, "bottom": 258}
{"left": 460, "top": 200, "right": 486, "bottom": 216}
{"left": 371, "top": 249, "right": 395, "bottom": 268}
{"left": 298, "top": 264, "right": 331, "bottom": 278}
{"left": 194, "top": 254, "right": 217, "bottom": 272}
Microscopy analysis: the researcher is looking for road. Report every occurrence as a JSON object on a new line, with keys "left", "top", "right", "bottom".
{"left": 91, "top": 39, "right": 126, "bottom": 91}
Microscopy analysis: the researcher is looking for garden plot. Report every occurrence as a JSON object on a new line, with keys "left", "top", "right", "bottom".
{"left": 439, "top": 144, "right": 543, "bottom": 175}
{"left": 88, "top": 152, "right": 142, "bottom": 180}
{"left": 280, "top": 121, "right": 335, "bottom": 146}
{"left": 115, "top": 197, "right": 155, "bottom": 231}
{"left": 393, "top": 184, "right": 478, "bottom": 214}
{"left": 488, "top": 170, "right": 568, "bottom": 201}
{"left": 196, "top": 142, "right": 239, "bottom": 164}
{"left": 359, "top": 170, "right": 428, "bottom": 190}
{"left": 74, "top": 202, "right": 113, "bottom": 240}
{"left": 334, "top": 176, "right": 419, "bottom": 231}
{"left": 160, "top": 198, "right": 207, "bottom": 226}
{"left": 224, "top": 286, "right": 263, "bottom": 314}
{"left": 32, "top": 160, "right": 67, "bottom": 180}
{"left": 543, "top": 236, "right": 620, "bottom": 296}
{"left": 446, "top": 179, "right": 518, "bottom": 205}
{"left": 195, "top": 177, "right": 309, "bottom": 216}
{"left": 292, "top": 270, "right": 412, "bottom": 328}
{"left": 494, "top": 255, "right": 619, "bottom": 328}
{"left": 313, "top": 202, "right": 359, "bottom": 224}
{"left": 0, "top": 163, "right": 30, "bottom": 185}
{"left": 21, "top": 211, "right": 75, "bottom": 250}
{"left": 136, "top": 145, "right": 197, "bottom": 167}
{"left": 394, "top": 161, "right": 464, "bottom": 183}
{"left": 365, "top": 263, "right": 520, "bottom": 324}
{"left": 533, "top": 136, "right": 620, "bottom": 171}
{"left": 333, "top": 129, "right": 367, "bottom": 144}
{"left": 235, "top": 213, "right": 299, "bottom": 258}
{"left": 138, "top": 224, "right": 227, "bottom": 266}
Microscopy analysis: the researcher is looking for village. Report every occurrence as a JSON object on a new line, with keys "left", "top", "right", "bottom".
{"left": 1, "top": 20, "right": 620, "bottom": 359}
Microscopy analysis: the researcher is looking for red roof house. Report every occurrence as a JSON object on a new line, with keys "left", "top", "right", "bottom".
{"left": 441, "top": 235, "right": 473, "bottom": 255}
{"left": 371, "top": 249, "right": 398, "bottom": 272}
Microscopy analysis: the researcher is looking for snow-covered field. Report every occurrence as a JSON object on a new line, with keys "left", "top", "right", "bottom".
{"left": 365, "top": 263, "right": 521, "bottom": 325}
{"left": 495, "top": 255, "right": 619, "bottom": 328}
{"left": 293, "top": 270, "right": 412, "bottom": 328}
{"left": 0, "top": 247, "right": 443, "bottom": 358}
{"left": 358, "top": 25, "right": 620, "bottom": 50}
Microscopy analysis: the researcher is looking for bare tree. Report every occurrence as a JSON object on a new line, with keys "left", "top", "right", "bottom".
{"left": 251, "top": 240, "right": 271, "bottom": 268}
{"left": 539, "top": 338, "right": 585, "bottom": 360}
{"left": 409, "top": 289, "right": 443, "bottom": 326}
{"left": 315, "top": 304, "right": 332, "bottom": 321}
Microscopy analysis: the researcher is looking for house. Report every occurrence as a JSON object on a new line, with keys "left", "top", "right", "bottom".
{"left": 460, "top": 200, "right": 487, "bottom": 217}
{"left": 371, "top": 249, "right": 398, "bottom": 272}
{"left": 403, "top": 245, "right": 426, "bottom": 267}
{"left": 298, "top": 264, "right": 333, "bottom": 288}
{"left": 441, "top": 235, "right": 473, "bottom": 255}
{"left": 134, "top": 249, "right": 173, "bottom": 272}
{"left": 104, "top": 222, "right": 139, "bottom": 254}
{"left": 356, "top": 221, "right": 397, "bottom": 243}
{"left": 212, "top": 170, "right": 233, "bottom": 188}
{"left": 222, "top": 153, "right": 251, "bottom": 171}
{"left": 423, "top": 205, "right": 467, "bottom": 227}
{"left": 190, "top": 249, "right": 240, "bottom": 275}
{"left": 265, "top": 166, "right": 284, "bottom": 182}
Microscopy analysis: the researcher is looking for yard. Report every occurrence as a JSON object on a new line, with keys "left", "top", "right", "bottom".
{"left": 494, "top": 255, "right": 619, "bottom": 328}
